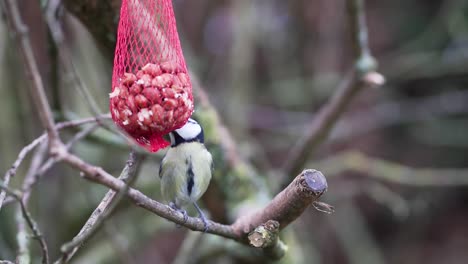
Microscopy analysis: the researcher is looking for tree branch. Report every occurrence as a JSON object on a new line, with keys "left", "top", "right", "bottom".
{"left": 55, "top": 151, "right": 142, "bottom": 264}
{"left": 1, "top": 115, "right": 109, "bottom": 210}
{"left": 2, "top": 0, "right": 60, "bottom": 146}
{"left": 0, "top": 182, "right": 49, "bottom": 264}
{"left": 52, "top": 143, "right": 327, "bottom": 251}
{"left": 33, "top": 125, "right": 99, "bottom": 188}
{"left": 0, "top": 134, "right": 46, "bottom": 210}
{"left": 281, "top": 0, "right": 384, "bottom": 181}
{"left": 232, "top": 170, "right": 327, "bottom": 237}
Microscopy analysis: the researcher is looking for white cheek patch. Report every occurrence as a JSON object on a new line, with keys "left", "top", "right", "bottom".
{"left": 175, "top": 120, "right": 201, "bottom": 141}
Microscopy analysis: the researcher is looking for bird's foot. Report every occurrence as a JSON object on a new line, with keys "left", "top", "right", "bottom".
{"left": 169, "top": 202, "right": 188, "bottom": 228}
{"left": 193, "top": 202, "right": 210, "bottom": 232}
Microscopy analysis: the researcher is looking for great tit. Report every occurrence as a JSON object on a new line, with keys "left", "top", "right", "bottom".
{"left": 159, "top": 118, "right": 213, "bottom": 231}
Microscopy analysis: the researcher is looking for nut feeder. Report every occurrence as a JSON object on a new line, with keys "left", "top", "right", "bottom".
{"left": 110, "top": 0, "right": 194, "bottom": 152}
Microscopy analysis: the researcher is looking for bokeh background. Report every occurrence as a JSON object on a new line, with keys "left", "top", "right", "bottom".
{"left": 1, "top": 0, "right": 468, "bottom": 263}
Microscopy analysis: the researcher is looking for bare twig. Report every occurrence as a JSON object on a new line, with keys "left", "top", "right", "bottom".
{"left": 16, "top": 142, "right": 47, "bottom": 263}
{"left": 15, "top": 203, "right": 30, "bottom": 264}
{"left": 1, "top": 115, "right": 109, "bottom": 210}
{"left": 0, "top": 135, "right": 46, "bottom": 210}
{"left": 56, "top": 114, "right": 111, "bottom": 129}
{"left": 34, "top": 125, "right": 99, "bottom": 186}
{"left": 22, "top": 141, "right": 48, "bottom": 192}
{"left": 45, "top": 1, "right": 121, "bottom": 138}
{"left": 56, "top": 151, "right": 142, "bottom": 264}
{"left": 46, "top": 0, "right": 103, "bottom": 116}
{"left": 311, "top": 150, "right": 468, "bottom": 186}
{"left": 2, "top": 0, "right": 60, "bottom": 145}
{"left": 281, "top": 0, "right": 384, "bottom": 181}
{"left": 0, "top": 182, "right": 49, "bottom": 264}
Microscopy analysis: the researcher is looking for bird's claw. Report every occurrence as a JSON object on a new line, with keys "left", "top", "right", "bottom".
{"left": 200, "top": 215, "right": 210, "bottom": 233}
{"left": 193, "top": 202, "right": 210, "bottom": 232}
{"left": 169, "top": 202, "right": 188, "bottom": 228}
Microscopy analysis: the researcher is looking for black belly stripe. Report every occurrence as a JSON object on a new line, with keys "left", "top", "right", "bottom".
{"left": 187, "top": 158, "right": 194, "bottom": 196}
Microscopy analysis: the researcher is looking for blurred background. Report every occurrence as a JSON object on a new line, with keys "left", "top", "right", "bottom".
{"left": 1, "top": 0, "right": 468, "bottom": 263}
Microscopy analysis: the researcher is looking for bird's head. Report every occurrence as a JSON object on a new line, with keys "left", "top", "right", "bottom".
{"left": 169, "top": 118, "right": 204, "bottom": 147}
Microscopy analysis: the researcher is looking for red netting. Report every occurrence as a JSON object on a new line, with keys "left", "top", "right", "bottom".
{"left": 110, "top": 0, "right": 193, "bottom": 152}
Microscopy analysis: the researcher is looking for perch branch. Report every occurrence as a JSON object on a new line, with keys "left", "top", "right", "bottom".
{"left": 53, "top": 142, "right": 327, "bottom": 250}
{"left": 281, "top": 0, "right": 384, "bottom": 180}
{"left": 232, "top": 170, "right": 327, "bottom": 237}
{"left": 56, "top": 151, "right": 142, "bottom": 264}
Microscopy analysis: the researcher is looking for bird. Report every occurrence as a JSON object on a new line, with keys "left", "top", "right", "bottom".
{"left": 159, "top": 118, "right": 213, "bottom": 231}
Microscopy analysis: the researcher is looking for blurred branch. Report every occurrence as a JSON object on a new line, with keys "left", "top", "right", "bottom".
{"left": 281, "top": 0, "right": 384, "bottom": 181}
{"left": 253, "top": 89, "right": 468, "bottom": 146}
{"left": 172, "top": 232, "right": 204, "bottom": 264}
{"left": 55, "top": 151, "right": 142, "bottom": 264}
{"left": 1, "top": 0, "right": 60, "bottom": 146}
{"left": 330, "top": 202, "right": 385, "bottom": 264}
{"left": 15, "top": 203, "right": 30, "bottom": 264}
{"left": 0, "top": 182, "right": 49, "bottom": 264}
{"left": 15, "top": 142, "right": 47, "bottom": 264}
{"left": 311, "top": 150, "right": 468, "bottom": 186}
{"left": 330, "top": 89, "right": 468, "bottom": 142}
{"left": 62, "top": 0, "right": 120, "bottom": 58}
{"left": 46, "top": 0, "right": 103, "bottom": 116}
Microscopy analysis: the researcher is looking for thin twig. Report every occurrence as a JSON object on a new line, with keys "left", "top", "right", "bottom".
{"left": 56, "top": 114, "right": 111, "bottom": 129}
{"left": 46, "top": 0, "right": 102, "bottom": 116}
{"left": 16, "top": 142, "right": 47, "bottom": 263}
{"left": 0, "top": 135, "right": 47, "bottom": 210}
{"left": 0, "top": 182, "right": 49, "bottom": 264}
{"left": 2, "top": 0, "right": 60, "bottom": 145}
{"left": 15, "top": 203, "right": 30, "bottom": 264}
{"left": 45, "top": 1, "right": 121, "bottom": 138}
{"left": 55, "top": 151, "right": 142, "bottom": 264}
{"left": 281, "top": 0, "right": 384, "bottom": 181}
{"left": 34, "top": 125, "right": 99, "bottom": 186}
{"left": 22, "top": 141, "right": 48, "bottom": 193}
{"left": 1, "top": 115, "right": 109, "bottom": 210}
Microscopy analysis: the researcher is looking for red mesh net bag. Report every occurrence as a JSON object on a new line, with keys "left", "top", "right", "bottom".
{"left": 110, "top": 0, "right": 194, "bottom": 152}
